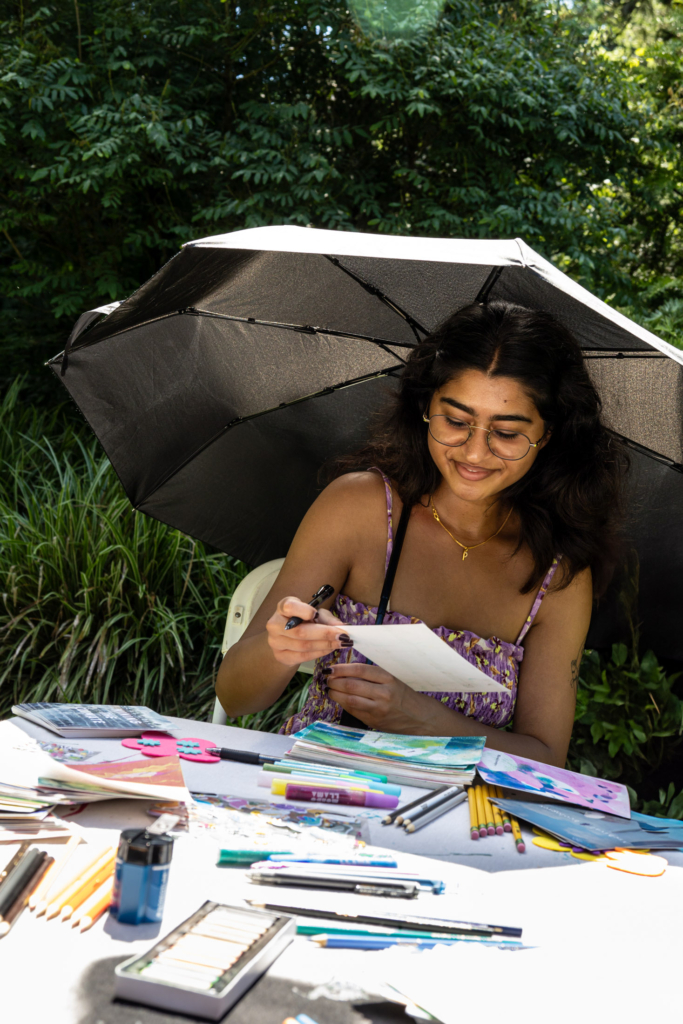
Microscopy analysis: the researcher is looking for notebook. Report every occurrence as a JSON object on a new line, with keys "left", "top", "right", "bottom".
{"left": 11, "top": 703, "right": 170, "bottom": 738}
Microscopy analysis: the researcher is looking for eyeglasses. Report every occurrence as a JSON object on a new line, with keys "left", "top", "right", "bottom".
{"left": 423, "top": 413, "right": 545, "bottom": 461}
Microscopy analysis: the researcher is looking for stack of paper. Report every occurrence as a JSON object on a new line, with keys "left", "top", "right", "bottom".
{"left": 286, "top": 722, "right": 485, "bottom": 787}
{"left": 0, "top": 721, "right": 190, "bottom": 810}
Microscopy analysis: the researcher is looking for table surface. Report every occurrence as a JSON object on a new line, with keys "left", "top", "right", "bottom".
{"left": 3, "top": 714, "right": 683, "bottom": 1024}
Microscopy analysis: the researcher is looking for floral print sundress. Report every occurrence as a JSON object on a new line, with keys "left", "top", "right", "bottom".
{"left": 280, "top": 471, "right": 560, "bottom": 735}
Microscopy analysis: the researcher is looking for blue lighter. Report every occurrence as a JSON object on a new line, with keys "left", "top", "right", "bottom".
{"left": 111, "top": 828, "right": 174, "bottom": 925}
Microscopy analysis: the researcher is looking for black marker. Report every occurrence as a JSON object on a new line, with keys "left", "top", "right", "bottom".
{"left": 205, "top": 748, "right": 278, "bottom": 766}
{"left": 284, "top": 584, "right": 335, "bottom": 631}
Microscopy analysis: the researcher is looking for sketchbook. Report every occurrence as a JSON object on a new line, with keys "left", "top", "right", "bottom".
{"left": 476, "top": 748, "right": 631, "bottom": 819}
{"left": 341, "top": 623, "right": 507, "bottom": 693}
{"left": 287, "top": 721, "right": 484, "bottom": 787}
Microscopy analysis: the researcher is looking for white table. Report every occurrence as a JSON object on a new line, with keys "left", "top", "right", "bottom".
{"left": 3, "top": 715, "right": 683, "bottom": 1024}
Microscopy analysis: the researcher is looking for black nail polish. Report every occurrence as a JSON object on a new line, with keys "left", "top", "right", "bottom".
{"left": 321, "top": 667, "right": 332, "bottom": 676}
{"left": 338, "top": 634, "right": 351, "bottom": 643}
{"left": 340, "top": 640, "right": 354, "bottom": 648}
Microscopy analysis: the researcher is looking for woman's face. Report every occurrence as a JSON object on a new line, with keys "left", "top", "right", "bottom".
{"left": 426, "top": 369, "right": 549, "bottom": 502}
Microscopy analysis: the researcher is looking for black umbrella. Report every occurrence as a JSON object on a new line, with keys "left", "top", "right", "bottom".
{"left": 49, "top": 227, "right": 683, "bottom": 662}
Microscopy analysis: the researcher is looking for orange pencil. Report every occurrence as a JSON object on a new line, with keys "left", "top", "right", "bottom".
{"left": 59, "top": 856, "right": 116, "bottom": 922}
{"left": 45, "top": 848, "right": 115, "bottom": 921}
{"left": 78, "top": 878, "right": 114, "bottom": 932}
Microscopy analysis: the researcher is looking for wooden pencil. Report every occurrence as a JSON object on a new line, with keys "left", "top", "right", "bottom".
{"left": 481, "top": 784, "right": 496, "bottom": 835}
{"left": 510, "top": 816, "right": 525, "bottom": 853}
{"left": 467, "top": 788, "right": 479, "bottom": 840}
{"left": 474, "top": 785, "right": 487, "bottom": 838}
{"left": 490, "top": 798, "right": 504, "bottom": 836}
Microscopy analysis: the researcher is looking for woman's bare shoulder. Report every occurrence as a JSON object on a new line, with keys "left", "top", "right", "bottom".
{"left": 313, "top": 471, "right": 390, "bottom": 518}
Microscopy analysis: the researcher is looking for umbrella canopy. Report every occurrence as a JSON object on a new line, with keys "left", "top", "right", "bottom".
{"left": 49, "top": 227, "right": 683, "bottom": 661}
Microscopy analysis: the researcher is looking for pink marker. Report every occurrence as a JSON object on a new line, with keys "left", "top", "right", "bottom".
{"left": 284, "top": 784, "right": 398, "bottom": 809}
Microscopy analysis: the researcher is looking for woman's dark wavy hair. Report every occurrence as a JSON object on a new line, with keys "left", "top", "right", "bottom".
{"left": 332, "top": 301, "right": 628, "bottom": 597}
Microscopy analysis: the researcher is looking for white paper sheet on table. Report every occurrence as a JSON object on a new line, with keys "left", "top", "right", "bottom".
{"left": 343, "top": 622, "right": 507, "bottom": 693}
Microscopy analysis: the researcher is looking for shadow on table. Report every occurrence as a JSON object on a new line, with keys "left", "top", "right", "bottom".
{"left": 76, "top": 957, "right": 416, "bottom": 1024}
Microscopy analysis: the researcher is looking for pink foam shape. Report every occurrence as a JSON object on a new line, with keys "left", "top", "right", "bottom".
{"left": 122, "top": 731, "right": 220, "bottom": 763}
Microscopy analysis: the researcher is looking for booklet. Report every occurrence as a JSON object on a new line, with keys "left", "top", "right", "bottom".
{"left": 341, "top": 622, "right": 507, "bottom": 693}
{"left": 11, "top": 702, "right": 171, "bottom": 738}
{"left": 477, "top": 748, "right": 630, "bottom": 819}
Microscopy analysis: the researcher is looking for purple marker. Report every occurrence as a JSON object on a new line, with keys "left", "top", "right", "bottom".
{"left": 284, "top": 784, "right": 398, "bottom": 809}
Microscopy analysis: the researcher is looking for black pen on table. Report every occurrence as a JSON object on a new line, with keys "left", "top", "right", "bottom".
{"left": 205, "top": 748, "right": 279, "bottom": 765}
{"left": 284, "top": 584, "right": 335, "bottom": 631}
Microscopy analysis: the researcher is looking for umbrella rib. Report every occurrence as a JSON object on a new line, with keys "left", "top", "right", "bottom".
{"left": 616, "top": 433, "right": 683, "bottom": 473}
{"left": 134, "top": 364, "right": 405, "bottom": 509}
{"left": 56, "top": 308, "right": 415, "bottom": 364}
{"left": 322, "top": 255, "right": 428, "bottom": 343}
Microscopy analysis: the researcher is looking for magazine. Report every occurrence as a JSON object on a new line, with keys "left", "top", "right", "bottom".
{"left": 11, "top": 702, "right": 171, "bottom": 738}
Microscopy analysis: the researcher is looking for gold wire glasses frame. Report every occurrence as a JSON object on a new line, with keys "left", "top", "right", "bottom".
{"left": 423, "top": 413, "right": 544, "bottom": 461}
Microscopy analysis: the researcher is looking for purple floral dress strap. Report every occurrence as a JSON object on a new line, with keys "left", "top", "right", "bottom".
{"left": 370, "top": 467, "right": 394, "bottom": 572}
{"left": 515, "top": 556, "right": 561, "bottom": 644}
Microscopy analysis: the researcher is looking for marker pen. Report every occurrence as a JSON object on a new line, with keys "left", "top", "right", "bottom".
{"left": 284, "top": 784, "right": 398, "bottom": 809}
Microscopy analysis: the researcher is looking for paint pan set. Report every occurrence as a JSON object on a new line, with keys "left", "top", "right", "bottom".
{"left": 114, "top": 901, "right": 296, "bottom": 1019}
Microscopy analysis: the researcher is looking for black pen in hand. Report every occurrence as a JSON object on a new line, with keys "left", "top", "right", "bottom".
{"left": 284, "top": 584, "right": 335, "bottom": 631}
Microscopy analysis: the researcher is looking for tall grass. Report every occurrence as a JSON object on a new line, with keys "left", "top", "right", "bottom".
{"left": 0, "top": 381, "right": 309, "bottom": 729}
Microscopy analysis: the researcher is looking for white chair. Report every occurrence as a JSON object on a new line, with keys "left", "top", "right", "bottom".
{"left": 211, "top": 558, "right": 315, "bottom": 724}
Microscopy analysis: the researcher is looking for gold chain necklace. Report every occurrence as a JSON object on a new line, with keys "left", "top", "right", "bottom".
{"left": 430, "top": 497, "right": 513, "bottom": 561}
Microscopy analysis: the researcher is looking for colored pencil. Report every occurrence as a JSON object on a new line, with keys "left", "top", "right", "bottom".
{"left": 45, "top": 848, "right": 116, "bottom": 921}
{"left": 474, "top": 785, "right": 487, "bottom": 837}
{"left": 0, "top": 848, "right": 46, "bottom": 918}
{"left": 511, "top": 815, "right": 525, "bottom": 853}
{"left": 467, "top": 788, "right": 479, "bottom": 840}
{"left": 0, "top": 842, "right": 31, "bottom": 885}
{"left": 0, "top": 854, "right": 53, "bottom": 938}
{"left": 29, "top": 833, "right": 80, "bottom": 911}
{"left": 390, "top": 787, "right": 447, "bottom": 827}
{"left": 77, "top": 877, "right": 114, "bottom": 932}
{"left": 404, "top": 790, "right": 467, "bottom": 832}
{"left": 401, "top": 786, "right": 462, "bottom": 827}
{"left": 60, "top": 857, "right": 116, "bottom": 922}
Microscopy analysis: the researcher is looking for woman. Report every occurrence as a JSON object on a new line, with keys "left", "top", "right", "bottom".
{"left": 216, "top": 302, "right": 626, "bottom": 767}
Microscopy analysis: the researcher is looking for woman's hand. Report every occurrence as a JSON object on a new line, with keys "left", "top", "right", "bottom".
{"left": 266, "top": 596, "right": 349, "bottom": 666}
{"left": 325, "top": 663, "right": 439, "bottom": 733}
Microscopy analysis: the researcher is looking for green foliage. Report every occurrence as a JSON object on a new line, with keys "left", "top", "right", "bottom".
{"left": 637, "top": 781, "right": 683, "bottom": 820}
{"left": 0, "top": 0, "right": 657, "bottom": 396}
{"left": 0, "top": 379, "right": 256, "bottom": 722}
{"left": 568, "top": 643, "right": 683, "bottom": 786}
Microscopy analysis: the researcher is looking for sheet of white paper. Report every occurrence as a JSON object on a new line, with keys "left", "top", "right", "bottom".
{"left": 342, "top": 622, "right": 507, "bottom": 692}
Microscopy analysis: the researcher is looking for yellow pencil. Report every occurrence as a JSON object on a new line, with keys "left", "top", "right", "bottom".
{"left": 474, "top": 785, "right": 487, "bottom": 838}
{"left": 467, "top": 788, "right": 479, "bottom": 840}
{"left": 59, "top": 857, "right": 116, "bottom": 922}
{"left": 78, "top": 878, "right": 114, "bottom": 933}
{"left": 45, "top": 848, "right": 115, "bottom": 921}
{"left": 510, "top": 816, "right": 526, "bottom": 853}
{"left": 29, "top": 833, "right": 80, "bottom": 911}
{"left": 72, "top": 876, "right": 113, "bottom": 930}
{"left": 481, "top": 784, "right": 496, "bottom": 836}
{"left": 491, "top": 797, "right": 504, "bottom": 836}
{"left": 495, "top": 786, "right": 512, "bottom": 832}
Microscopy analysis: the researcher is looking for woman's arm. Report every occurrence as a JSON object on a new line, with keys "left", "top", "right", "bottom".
{"left": 214, "top": 473, "right": 387, "bottom": 717}
{"left": 325, "top": 567, "right": 592, "bottom": 767}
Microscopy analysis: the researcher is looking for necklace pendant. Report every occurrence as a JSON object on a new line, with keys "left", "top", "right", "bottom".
{"left": 462, "top": 549, "right": 468, "bottom": 561}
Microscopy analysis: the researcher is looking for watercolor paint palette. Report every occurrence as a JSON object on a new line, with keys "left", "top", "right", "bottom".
{"left": 114, "top": 901, "right": 296, "bottom": 1019}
